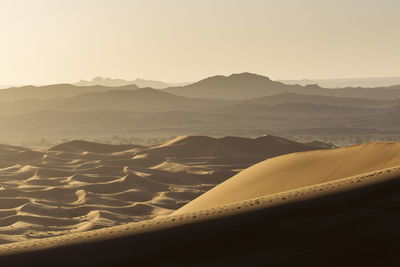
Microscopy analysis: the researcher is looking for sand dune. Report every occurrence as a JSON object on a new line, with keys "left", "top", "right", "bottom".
{"left": 0, "top": 141, "right": 400, "bottom": 265}
{"left": 0, "top": 135, "right": 328, "bottom": 244}
{"left": 4, "top": 138, "right": 400, "bottom": 264}
{"left": 48, "top": 140, "right": 144, "bottom": 154}
{"left": 140, "top": 135, "right": 333, "bottom": 160}
{"left": 175, "top": 142, "right": 400, "bottom": 214}
{"left": 0, "top": 161, "right": 400, "bottom": 265}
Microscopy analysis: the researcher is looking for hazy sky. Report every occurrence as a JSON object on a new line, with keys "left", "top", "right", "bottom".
{"left": 0, "top": 0, "right": 399, "bottom": 85}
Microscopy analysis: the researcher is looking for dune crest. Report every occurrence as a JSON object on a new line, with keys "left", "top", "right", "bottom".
{"left": 175, "top": 142, "right": 400, "bottom": 214}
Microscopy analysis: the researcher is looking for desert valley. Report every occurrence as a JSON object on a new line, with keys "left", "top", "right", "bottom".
{"left": 1, "top": 74, "right": 400, "bottom": 265}
{"left": 1, "top": 0, "right": 400, "bottom": 265}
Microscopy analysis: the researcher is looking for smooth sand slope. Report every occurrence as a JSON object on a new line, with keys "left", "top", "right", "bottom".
{"left": 176, "top": 142, "right": 400, "bottom": 214}
{"left": 0, "top": 135, "right": 327, "bottom": 244}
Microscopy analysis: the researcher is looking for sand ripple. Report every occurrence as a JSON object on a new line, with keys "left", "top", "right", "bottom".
{"left": 0, "top": 137, "right": 328, "bottom": 244}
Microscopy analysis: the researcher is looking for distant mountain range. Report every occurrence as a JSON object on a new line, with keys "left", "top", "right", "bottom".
{"left": 0, "top": 85, "right": 25, "bottom": 89}
{"left": 75, "top": 77, "right": 190, "bottom": 89}
{"left": 163, "top": 73, "right": 400, "bottom": 100}
{"left": 164, "top": 73, "right": 298, "bottom": 100}
{"left": 0, "top": 84, "right": 138, "bottom": 102}
{"left": 3, "top": 74, "right": 400, "bottom": 91}
{"left": 1, "top": 72, "right": 400, "bottom": 141}
{"left": 281, "top": 76, "right": 400, "bottom": 88}
{"left": 2, "top": 73, "right": 400, "bottom": 104}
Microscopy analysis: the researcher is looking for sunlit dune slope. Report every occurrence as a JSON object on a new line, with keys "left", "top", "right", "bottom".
{"left": 175, "top": 142, "right": 400, "bottom": 214}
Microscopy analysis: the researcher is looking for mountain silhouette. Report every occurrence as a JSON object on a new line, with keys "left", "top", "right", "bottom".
{"left": 281, "top": 76, "right": 400, "bottom": 88}
{"left": 163, "top": 73, "right": 307, "bottom": 100}
{"left": 0, "top": 84, "right": 138, "bottom": 102}
{"left": 75, "top": 77, "right": 189, "bottom": 89}
{"left": 163, "top": 72, "right": 400, "bottom": 100}
{"left": 0, "top": 87, "right": 232, "bottom": 116}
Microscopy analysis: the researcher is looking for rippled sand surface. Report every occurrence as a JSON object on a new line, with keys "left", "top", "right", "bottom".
{"left": 0, "top": 136, "right": 328, "bottom": 244}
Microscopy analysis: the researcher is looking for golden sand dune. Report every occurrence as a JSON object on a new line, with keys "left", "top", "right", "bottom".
{"left": 0, "top": 153, "right": 399, "bottom": 266}
{"left": 175, "top": 142, "right": 400, "bottom": 214}
{"left": 0, "top": 135, "right": 327, "bottom": 244}
{"left": 5, "top": 139, "right": 400, "bottom": 265}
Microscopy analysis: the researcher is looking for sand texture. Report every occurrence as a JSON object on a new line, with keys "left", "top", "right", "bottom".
{"left": 0, "top": 135, "right": 327, "bottom": 244}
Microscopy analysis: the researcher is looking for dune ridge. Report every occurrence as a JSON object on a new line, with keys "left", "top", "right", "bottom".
{"left": 175, "top": 141, "right": 400, "bottom": 214}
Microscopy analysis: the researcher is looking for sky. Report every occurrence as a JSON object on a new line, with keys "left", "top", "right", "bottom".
{"left": 0, "top": 0, "right": 399, "bottom": 85}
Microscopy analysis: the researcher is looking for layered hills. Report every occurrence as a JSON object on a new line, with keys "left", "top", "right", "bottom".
{"left": 281, "top": 76, "right": 400, "bottom": 88}
{"left": 0, "top": 84, "right": 138, "bottom": 102}
{"left": 164, "top": 72, "right": 400, "bottom": 100}
{"left": 75, "top": 77, "right": 189, "bottom": 89}
{"left": 1, "top": 72, "right": 400, "bottom": 142}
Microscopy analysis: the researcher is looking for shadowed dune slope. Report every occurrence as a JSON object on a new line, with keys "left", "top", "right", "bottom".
{"left": 175, "top": 142, "right": 400, "bottom": 214}
{"left": 0, "top": 144, "right": 28, "bottom": 152}
{"left": 48, "top": 140, "right": 144, "bottom": 154}
{"left": 141, "top": 135, "right": 333, "bottom": 159}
